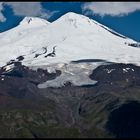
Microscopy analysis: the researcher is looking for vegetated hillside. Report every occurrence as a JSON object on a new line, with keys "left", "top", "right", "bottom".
{"left": 0, "top": 62, "right": 140, "bottom": 138}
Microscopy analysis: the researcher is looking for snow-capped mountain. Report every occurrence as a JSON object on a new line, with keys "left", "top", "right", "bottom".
{"left": 1, "top": 12, "right": 140, "bottom": 138}
{"left": 0, "top": 12, "right": 140, "bottom": 88}
{"left": 0, "top": 12, "right": 139, "bottom": 67}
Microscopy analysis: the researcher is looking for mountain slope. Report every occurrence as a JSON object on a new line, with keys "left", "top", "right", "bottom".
{"left": 0, "top": 12, "right": 139, "bottom": 68}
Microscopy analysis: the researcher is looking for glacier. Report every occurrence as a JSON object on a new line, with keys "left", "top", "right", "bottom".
{"left": 0, "top": 12, "right": 140, "bottom": 88}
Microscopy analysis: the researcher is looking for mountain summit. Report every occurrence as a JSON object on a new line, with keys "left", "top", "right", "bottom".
{"left": 19, "top": 16, "right": 50, "bottom": 26}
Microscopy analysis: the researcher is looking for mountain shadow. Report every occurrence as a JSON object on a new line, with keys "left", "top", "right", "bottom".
{"left": 106, "top": 101, "right": 140, "bottom": 138}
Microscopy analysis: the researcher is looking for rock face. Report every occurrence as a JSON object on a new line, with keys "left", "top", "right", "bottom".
{"left": 106, "top": 101, "right": 140, "bottom": 138}
{"left": 0, "top": 62, "right": 140, "bottom": 138}
{"left": 0, "top": 62, "right": 61, "bottom": 99}
{"left": 90, "top": 63, "right": 140, "bottom": 85}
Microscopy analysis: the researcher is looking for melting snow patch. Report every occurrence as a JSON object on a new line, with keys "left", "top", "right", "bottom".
{"left": 123, "top": 68, "right": 128, "bottom": 73}
{"left": 3, "top": 64, "right": 15, "bottom": 72}
{"left": 104, "top": 69, "right": 115, "bottom": 74}
{"left": 1, "top": 78, "right": 4, "bottom": 81}
{"left": 123, "top": 68, "right": 135, "bottom": 73}
{"left": 126, "top": 68, "right": 130, "bottom": 70}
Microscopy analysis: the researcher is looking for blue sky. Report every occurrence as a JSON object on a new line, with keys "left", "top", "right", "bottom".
{"left": 0, "top": 2, "right": 140, "bottom": 42}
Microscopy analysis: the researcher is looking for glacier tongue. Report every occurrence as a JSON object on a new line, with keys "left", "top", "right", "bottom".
{"left": 37, "top": 63, "right": 99, "bottom": 88}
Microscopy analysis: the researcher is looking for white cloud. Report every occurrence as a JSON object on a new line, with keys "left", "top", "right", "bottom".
{"left": 82, "top": 2, "right": 140, "bottom": 17}
{"left": 0, "top": 2, "right": 57, "bottom": 22}
{"left": 0, "top": 2, "right": 6, "bottom": 22}
{"left": 6, "top": 2, "right": 46, "bottom": 17}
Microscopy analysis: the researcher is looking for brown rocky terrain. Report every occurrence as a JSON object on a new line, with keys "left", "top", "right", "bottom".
{"left": 0, "top": 61, "right": 140, "bottom": 138}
